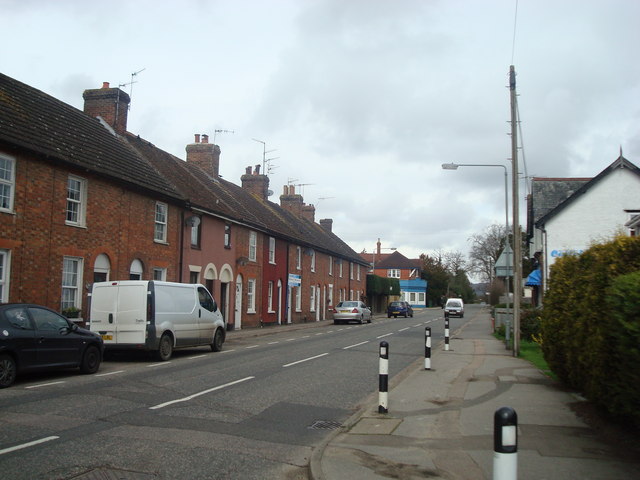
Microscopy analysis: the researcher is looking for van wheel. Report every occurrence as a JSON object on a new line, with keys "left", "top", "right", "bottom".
{"left": 80, "top": 345, "right": 101, "bottom": 374}
{"left": 0, "top": 354, "right": 17, "bottom": 388}
{"left": 211, "top": 328, "right": 224, "bottom": 352}
{"left": 157, "top": 334, "right": 173, "bottom": 361}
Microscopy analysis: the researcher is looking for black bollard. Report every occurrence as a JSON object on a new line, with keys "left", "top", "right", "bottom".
{"left": 444, "top": 314, "right": 450, "bottom": 351}
{"left": 493, "top": 406, "right": 518, "bottom": 480}
{"left": 378, "top": 341, "right": 389, "bottom": 413}
{"left": 424, "top": 327, "right": 431, "bottom": 370}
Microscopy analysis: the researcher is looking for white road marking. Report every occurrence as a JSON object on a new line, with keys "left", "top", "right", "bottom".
{"left": 268, "top": 341, "right": 280, "bottom": 345}
{"left": 96, "top": 370, "right": 124, "bottom": 377}
{"left": 343, "top": 341, "right": 369, "bottom": 350}
{"left": 147, "top": 362, "right": 172, "bottom": 368}
{"left": 0, "top": 436, "right": 59, "bottom": 455}
{"left": 246, "top": 345, "right": 259, "bottom": 349}
{"left": 376, "top": 333, "right": 393, "bottom": 339}
{"left": 25, "top": 381, "right": 65, "bottom": 389}
{"left": 283, "top": 353, "right": 329, "bottom": 368}
{"left": 150, "top": 376, "right": 255, "bottom": 410}
{"left": 398, "top": 327, "right": 410, "bottom": 332}
{"left": 188, "top": 355, "right": 207, "bottom": 359}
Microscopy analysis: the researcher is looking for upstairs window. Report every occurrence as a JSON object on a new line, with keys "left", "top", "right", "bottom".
{"left": 154, "top": 202, "right": 168, "bottom": 242}
{"left": 0, "top": 154, "right": 15, "bottom": 212}
{"left": 310, "top": 250, "right": 316, "bottom": 272}
{"left": 329, "top": 256, "right": 333, "bottom": 276}
{"left": 296, "top": 246, "right": 302, "bottom": 270}
{"left": 66, "top": 175, "right": 87, "bottom": 226}
{"left": 224, "top": 224, "right": 232, "bottom": 248}
{"left": 249, "top": 231, "right": 257, "bottom": 261}
{"left": 388, "top": 269, "right": 400, "bottom": 278}
{"left": 269, "top": 237, "right": 276, "bottom": 264}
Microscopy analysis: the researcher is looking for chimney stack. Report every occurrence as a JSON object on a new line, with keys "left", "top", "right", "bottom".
{"left": 320, "top": 218, "right": 333, "bottom": 233}
{"left": 186, "top": 133, "right": 221, "bottom": 178}
{"left": 83, "top": 82, "right": 130, "bottom": 135}
{"left": 241, "top": 166, "right": 269, "bottom": 200}
{"left": 280, "top": 185, "right": 304, "bottom": 217}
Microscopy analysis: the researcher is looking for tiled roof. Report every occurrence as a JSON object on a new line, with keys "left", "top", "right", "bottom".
{"left": 375, "top": 251, "right": 421, "bottom": 270}
{"left": 535, "top": 156, "right": 640, "bottom": 227}
{"left": 0, "top": 73, "right": 183, "bottom": 201}
{"left": 127, "top": 134, "right": 368, "bottom": 265}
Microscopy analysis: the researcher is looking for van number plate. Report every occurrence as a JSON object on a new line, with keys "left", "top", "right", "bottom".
{"left": 101, "top": 334, "right": 113, "bottom": 341}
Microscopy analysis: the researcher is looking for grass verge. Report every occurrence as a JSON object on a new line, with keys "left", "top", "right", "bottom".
{"left": 493, "top": 331, "right": 557, "bottom": 380}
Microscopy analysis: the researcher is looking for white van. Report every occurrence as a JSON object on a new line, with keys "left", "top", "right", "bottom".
{"left": 89, "top": 281, "right": 226, "bottom": 360}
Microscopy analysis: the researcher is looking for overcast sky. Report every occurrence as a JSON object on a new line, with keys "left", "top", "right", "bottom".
{"left": 2, "top": 0, "right": 639, "bottom": 265}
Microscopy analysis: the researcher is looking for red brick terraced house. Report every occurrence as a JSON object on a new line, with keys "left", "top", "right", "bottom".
{"left": 0, "top": 73, "right": 368, "bottom": 329}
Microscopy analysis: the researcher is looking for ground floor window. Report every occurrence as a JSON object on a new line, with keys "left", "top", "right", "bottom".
{"left": 62, "top": 256, "right": 83, "bottom": 310}
{"left": 0, "top": 249, "right": 10, "bottom": 302}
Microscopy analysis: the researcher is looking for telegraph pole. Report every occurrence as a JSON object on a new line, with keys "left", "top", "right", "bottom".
{"left": 509, "top": 65, "right": 521, "bottom": 357}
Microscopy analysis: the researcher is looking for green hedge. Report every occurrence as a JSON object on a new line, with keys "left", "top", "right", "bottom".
{"left": 540, "top": 235, "right": 640, "bottom": 425}
{"left": 367, "top": 275, "right": 400, "bottom": 296}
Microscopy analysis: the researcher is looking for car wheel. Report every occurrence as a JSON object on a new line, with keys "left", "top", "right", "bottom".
{"left": 359, "top": 315, "right": 364, "bottom": 324}
{"left": 211, "top": 328, "right": 224, "bottom": 352}
{"left": 387, "top": 314, "right": 391, "bottom": 318}
{"left": 404, "top": 312, "right": 408, "bottom": 318}
{"left": 80, "top": 345, "right": 101, "bottom": 374}
{"left": 157, "top": 333, "right": 173, "bottom": 361}
{"left": 410, "top": 312, "right": 414, "bottom": 317}
{"left": 0, "top": 354, "right": 17, "bottom": 388}
{"left": 367, "top": 316, "right": 372, "bottom": 323}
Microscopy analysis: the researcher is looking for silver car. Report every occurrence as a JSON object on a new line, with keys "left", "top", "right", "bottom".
{"left": 333, "top": 301, "right": 372, "bottom": 325}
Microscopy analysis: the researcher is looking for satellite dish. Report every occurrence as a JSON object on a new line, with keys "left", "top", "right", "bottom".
{"left": 267, "top": 189, "right": 274, "bottom": 197}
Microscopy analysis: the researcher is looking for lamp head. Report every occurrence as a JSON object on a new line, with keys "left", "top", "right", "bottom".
{"left": 441, "top": 163, "right": 459, "bottom": 170}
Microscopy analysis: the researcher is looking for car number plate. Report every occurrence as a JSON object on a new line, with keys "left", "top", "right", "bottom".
{"left": 101, "top": 334, "right": 113, "bottom": 341}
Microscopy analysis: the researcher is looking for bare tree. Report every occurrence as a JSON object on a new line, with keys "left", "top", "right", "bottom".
{"left": 468, "top": 224, "right": 507, "bottom": 283}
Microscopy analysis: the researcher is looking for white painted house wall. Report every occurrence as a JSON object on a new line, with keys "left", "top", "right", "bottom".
{"left": 542, "top": 167, "right": 640, "bottom": 281}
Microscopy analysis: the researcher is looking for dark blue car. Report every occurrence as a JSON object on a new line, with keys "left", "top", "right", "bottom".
{"left": 0, "top": 303, "right": 104, "bottom": 388}
{"left": 387, "top": 301, "right": 414, "bottom": 318}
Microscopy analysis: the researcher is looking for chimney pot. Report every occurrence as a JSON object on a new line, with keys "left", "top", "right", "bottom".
{"left": 194, "top": 134, "right": 200, "bottom": 143}
{"left": 246, "top": 166, "right": 252, "bottom": 174}
{"left": 202, "top": 134, "right": 209, "bottom": 144}
{"left": 102, "top": 82, "right": 110, "bottom": 89}
{"left": 255, "top": 164, "right": 261, "bottom": 175}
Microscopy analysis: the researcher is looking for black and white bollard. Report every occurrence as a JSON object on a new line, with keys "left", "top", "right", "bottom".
{"left": 378, "top": 341, "right": 389, "bottom": 413}
{"left": 424, "top": 327, "right": 432, "bottom": 370}
{"left": 444, "top": 314, "right": 450, "bottom": 351}
{"left": 493, "top": 406, "right": 518, "bottom": 480}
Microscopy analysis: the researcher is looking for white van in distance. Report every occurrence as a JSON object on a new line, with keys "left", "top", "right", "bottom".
{"left": 89, "top": 281, "right": 226, "bottom": 360}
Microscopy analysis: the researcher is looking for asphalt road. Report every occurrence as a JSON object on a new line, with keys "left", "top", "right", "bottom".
{"left": 0, "top": 306, "right": 474, "bottom": 479}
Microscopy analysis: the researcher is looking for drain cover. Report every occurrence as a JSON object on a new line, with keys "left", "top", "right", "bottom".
{"left": 308, "top": 420, "right": 342, "bottom": 430}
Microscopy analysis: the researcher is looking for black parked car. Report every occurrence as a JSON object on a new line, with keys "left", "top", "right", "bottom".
{"left": 0, "top": 304, "right": 104, "bottom": 388}
{"left": 387, "top": 301, "right": 414, "bottom": 318}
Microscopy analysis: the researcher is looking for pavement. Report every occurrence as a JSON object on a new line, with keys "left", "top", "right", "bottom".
{"left": 298, "top": 310, "right": 640, "bottom": 480}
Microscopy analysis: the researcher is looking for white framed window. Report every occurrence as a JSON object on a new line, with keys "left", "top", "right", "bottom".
{"left": 388, "top": 269, "right": 400, "bottom": 278}
{"left": 295, "top": 286, "right": 301, "bottom": 311}
{"left": 0, "top": 249, "right": 10, "bottom": 302}
{"left": 310, "top": 285, "right": 316, "bottom": 312}
{"left": 249, "top": 231, "right": 257, "bottom": 262}
{"left": 296, "top": 246, "right": 302, "bottom": 270}
{"left": 311, "top": 250, "right": 316, "bottom": 272}
{"left": 66, "top": 175, "right": 87, "bottom": 226}
{"left": 328, "top": 284, "right": 334, "bottom": 306}
{"left": 350, "top": 262, "right": 354, "bottom": 280}
{"left": 350, "top": 289, "right": 354, "bottom": 300}
{"left": 339, "top": 261, "right": 343, "bottom": 278}
{"left": 62, "top": 256, "right": 83, "bottom": 310}
{"left": 224, "top": 224, "right": 231, "bottom": 248}
{"left": 190, "top": 216, "right": 201, "bottom": 247}
{"left": 153, "top": 268, "right": 166, "bottom": 281}
{"left": 154, "top": 202, "right": 168, "bottom": 242}
{"left": 130, "top": 259, "right": 144, "bottom": 280}
{"left": 0, "top": 153, "right": 15, "bottom": 212}
{"left": 329, "top": 256, "right": 333, "bottom": 276}
{"left": 247, "top": 279, "right": 256, "bottom": 313}
{"left": 357, "top": 264, "right": 361, "bottom": 281}
{"left": 269, "top": 237, "right": 276, "bottom": 264}
{"left": 419, "top": 292, "right": 425, "bottom": 302}
{"left": 93, "top": 253, "right": 110, "bottom": 283}
{"left": 268, "top": 281, "right": 274, "bottom": 312}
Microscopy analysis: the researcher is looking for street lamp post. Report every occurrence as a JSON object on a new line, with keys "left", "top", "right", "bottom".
{"left": 441, "top": 163, "right": 512, "bottom": 337}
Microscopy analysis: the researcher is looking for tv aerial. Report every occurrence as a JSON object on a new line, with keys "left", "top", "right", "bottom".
{"left": 213, "top": 129, "right": 234, "bottom": 143}
{"left": 119, "top": 68, "right": 145, "bottom": 110}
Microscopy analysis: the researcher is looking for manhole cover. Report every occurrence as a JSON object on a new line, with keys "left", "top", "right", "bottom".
{"left": 308, "top": 420, "right": 342, "bottom": 430}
